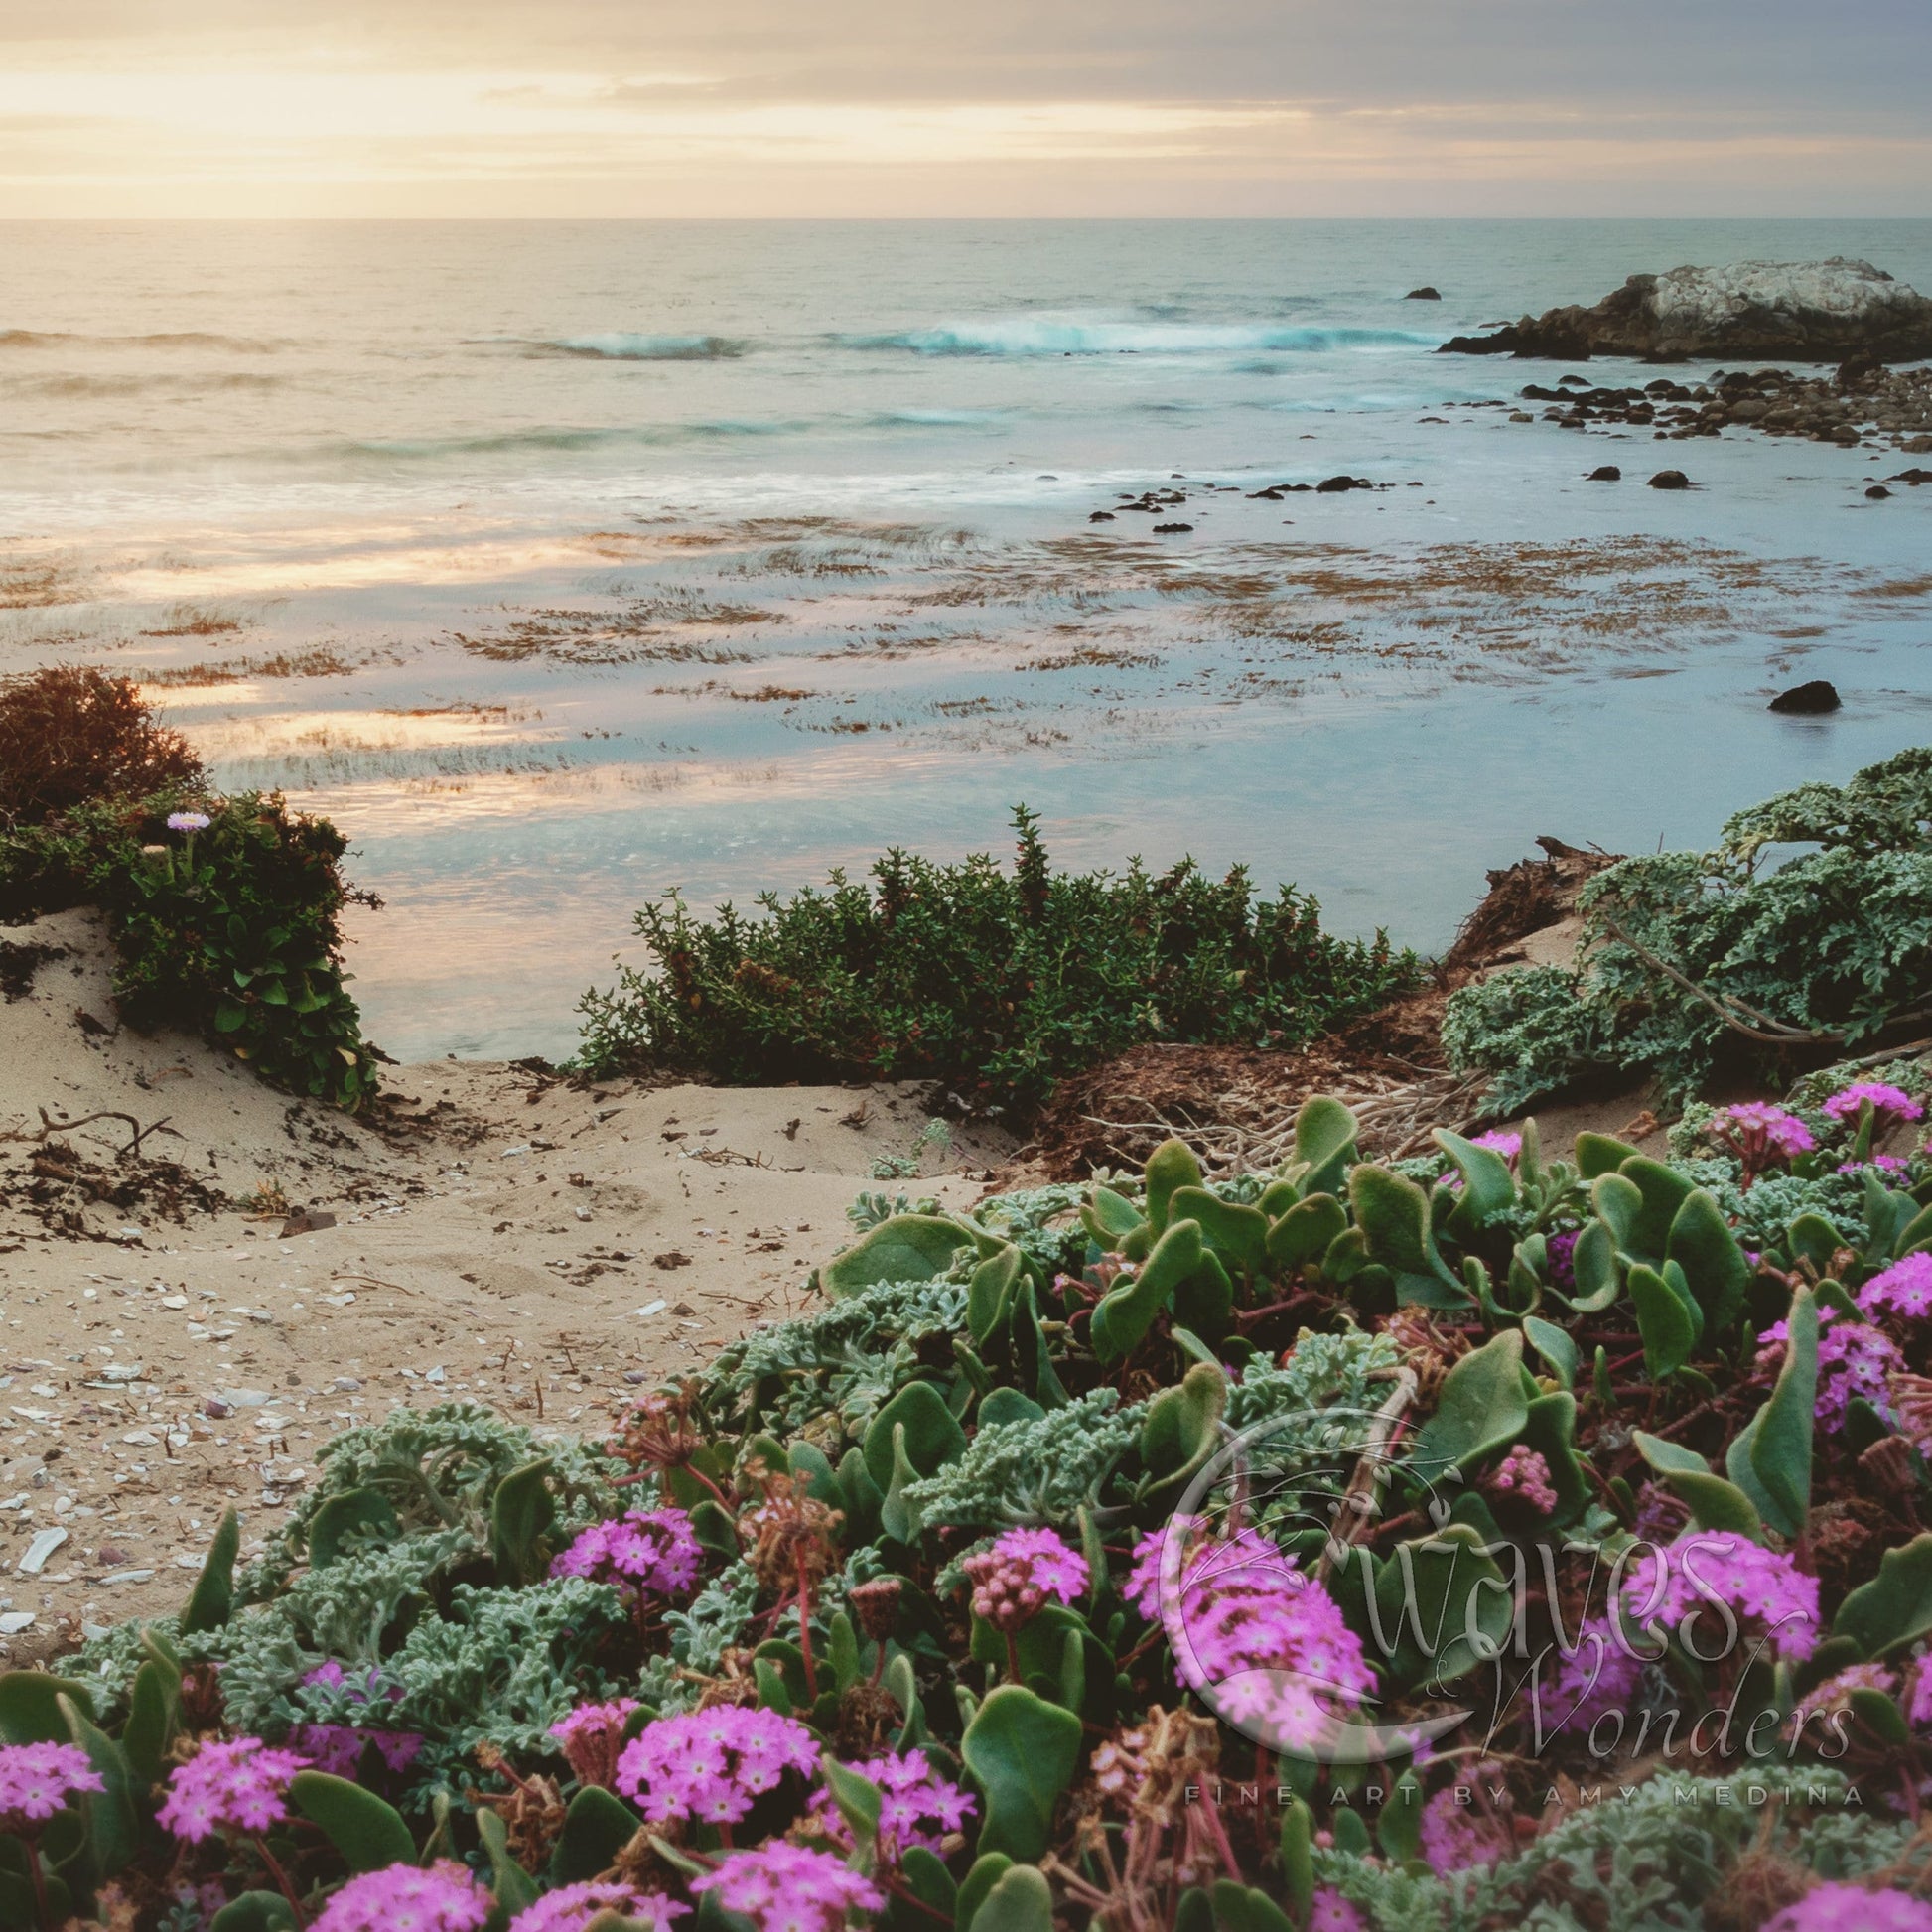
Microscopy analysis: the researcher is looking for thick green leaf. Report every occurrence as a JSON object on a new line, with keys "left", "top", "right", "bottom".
{"left": 290, "top": 1771, "right": 416, "bottom": 1872}
{"left": 1349, "top": 1164, "right": 1456, "bottom": 1286}
{"left": 182, "top": 1506, "right": 240, "bottom": 1633}
{"left": 548, "top": 1786, "right": 643, "bottom": 1885}
{"left": 1171, "top": 1187, "right": 1269, "bottom": 1274}
{"left": 1666, "top": 1189, "right": 1750, "bottom": 1337}
{"left": 1294, "top": 1095, "right": 1359, "bottom": 1195}
{"left": 210, "top": 1892, "right": 297, "bottom": 1932}
{"left": 967, "top": 1863, "right": 1054, "bottom": 1932}
{"left": 122, "top": 1651, "right": 180, "bottom": 1790}
{"left": 967, "top": 1246, "right": 1024, "bottom": 1346}
{"left": 821, "top": 1215, "right": 972, "bottom": 1299}
{"left": 1576, "top": 1132, "right": 1641, "bottom": 1177}
{"left": 489, "top": 1457, "right": 555, "bottom": 1586}
{"left": 978, "top": 1388, "right": 1044, "bottom": 1431}
{"left": 477, "top": 1807, "right": 541, "bottom": 1916}
{"left": 1618, "top": 1157, "right": 1695, "bottom": 1261}
{"left": 1434, "top": 1128, "right": 1517, "bottom": 1235}
{"left": 308, "top": 1486, "right": 401, "bottom": 1569}
{"left": 1172, "top": 1248, "right": 1235, "bottom": 1340}
{"left": 1411, "top": 1330, "right": 1529, "bottom": 1478}
{"left": 863, "top": 1380, "right": 968, "bottom": 1491}
{"left": 1629, "top": 1264, "right": 1697, "bottom": 1381}
{"left": 1145, "top": 1138, "right": 1204, "bottom": 1233}
{"left": 1079, "top": 1186, "right": 1144, "bottom": 1249}
{"left": 1522, "top": 1315, "right": 1577, "bottom": 1389}
{"left": 900, "top": 1847, "right": 956, "bottom": 1922}
{"left": 1264, "top": 1193, "right": 1347, "bottom": 1272}
{"left": 0, "top": 1672, "right": 94, "bottom": 1745}
{"left": 1211, "top": 1880, "right": 1296, "bottom": 1932}
{"left": 1566, "top": 1219, "right": 1621, "bottom": 1313}
{"left": 954, "top": 1854, "right": 1013, "bottom": 1932}
{"left": 59, "top": 1692, "right": 139, "bottom": 1878}
{"left": 1090, "top": 1218, "right": 1204, "bottom": 1360}
{"left": 819, "top": 1755, "right": 883, "bottom": 1856}
{"left": 1749, "top": 1286, "right": 1818, "bottom": 1538}
{"left": 1369, "top": 1524, "right": 1512, "bottom": 1689}
{"left": 1834, "top": 1534, "right": 1932, "bottom": 1658}
{"left": 1140, "top": 1362, "right": 1228, "bottom": 1483}
{"left": 1279, "top": 1796, "right": 1314, "bottom": 1920}
{"left": 960, "top": 1686, "right": 1081, "bottom": 1863}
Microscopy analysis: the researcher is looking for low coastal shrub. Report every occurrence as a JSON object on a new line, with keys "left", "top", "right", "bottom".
{"left": 1445, "top": 745, "right": 1932, "bottom": 1116}
{"left": 0, "top": 667, "right": 203, "bottom": 829}
{"left": 51, "top": 1070, "right": 1932, "bottom": 1927}
{"left": 0, "top": 789, "right": 380, "bottom": 1110}
{"left": 578, "top": 805, "right": 1417, "bottom": 1111}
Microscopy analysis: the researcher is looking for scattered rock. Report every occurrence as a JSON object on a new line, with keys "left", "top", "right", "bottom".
{"left": 1647, "top": 470, "right": 1692, "bottom": 490}
{"left": 1405, "top": 286, "right": 1443, "bottom": 301}
{"left": 279, "top": 1207, "right": 336, "bottom": 1238}
{"left": 1890, "top": 468, "right": 1932, "bottom": 484}
{"left": 1440, "top": 258, "right": 1932, "bottom": 362}
{"left": 1587, "top": 465, "right": 1622, "bottom": 482}
{"left": 1314, "top": 475, "right": 1370, "bottom": 493}
{"left": 1866, "top": 484, "right": 1893, "bottom": 499}
{"left": 18, "top": 1528, "right": 67, "bottom": 1576}
{"left": 1087, "top": 511, "right": 1115, "bottom": 522}
{"left": 1151, "top": 522, "right": 1193, "bottom": 533}
{"left": 652, "top": 1251, "right": 691, "bottom": 1270}
{"left": 1769, "top": 679, "right": 1842, "bottom": 715}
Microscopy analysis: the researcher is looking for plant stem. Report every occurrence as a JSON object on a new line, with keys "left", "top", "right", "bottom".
{"left": 1005, "top": 1629, "right": 1023, "bottom": 1685}
{"left": 23, "top": 1830, "right": 49, "bottom": 1932}
{"left": 254, "top": 1835, "right": 309, "bottom": 1929}
{"left": 796, "top": 1555, "right": 819, "bottom": 1702}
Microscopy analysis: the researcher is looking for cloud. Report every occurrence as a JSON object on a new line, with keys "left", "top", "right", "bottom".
{"left": 0, "top": 0, "right": 1925, "bottom": 212}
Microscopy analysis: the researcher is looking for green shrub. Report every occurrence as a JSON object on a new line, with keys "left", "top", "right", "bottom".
{"left": 0, "top": 788, "right": 380, "bottom": 1109}
{"left": 578, "top": 806, "right": 1417, "bottom": 1111}
{"left": 1444, "top": 746, "right": 1932, "bottom": 1114}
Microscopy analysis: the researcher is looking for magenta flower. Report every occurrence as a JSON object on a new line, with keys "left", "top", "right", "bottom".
{"left": 1471, "top": 1130, "right": 1523, "bottom": 1161}
{"left": 1545, "top": 1228, "right": 1580, "bottom": 1293}
{"left": 0, "top": 1742, "right": 104, "bottom": 1831}
{"left": 1310, "top": 1890, "right": 1369, "bottom": 1932}
{"left": 962, "top": 1526, "right": 1088, "bottom": 1632}
{"left": 550, "top": 1698, "right": 639, "bottom": 1790}
{"left": 616, "top": 1706, "right": 818, "bottom": 1826}
{"left": 1419, "top": 1784, "right": 1514, "bottom": 1875}
{"left": 157, "top": 1736, "right": 309, "bottom": 1843}
{"left": 1860, "top": 1253, "right": 1932, "bottom": 1321}
{"left": 287, "top": 1725, "right": 423, "bottom": 1778}
{"left": 1485, "top": 1445, "right": 1559, "bottom": 1515}
{"left": 312, "top": 1861, "right": 492, "bottom": 1932}
{"left": 508, "top": 1881, "right": 687, "bottom": 1932}
{"left": 1840, "top": 1155, "right": 1911, "bottom": 1174}
{"left": 1910, "top": 1653, "right": 1932, "bottom": 1728}
{"left": 689, "top": 1843, "right": 884, "bottom": 1932}
{"left": 1824, "top": 1082, "right": 1924, "bottom": 1125}
{"left": 1758, "top": 1305, "right": 1901, "bottom": 1432}
{"left": 1767, "top": 1884, "right": 1932, "bottom": 1932}
{"left": 807, "top": 1747, "right": 976, "bottom": 1863}
{"left": 1126, "top": 1518, "right": 1376, "bottom": 1753}
{"left": 550, "top": 1506, "right": 702, "bottom": 1600}
{"left": 1542, "top": 1615, "right": 1644, "bottom": 1736}
{"left": 1624, "top": 1531, "right": 1820, "bottom": 1663}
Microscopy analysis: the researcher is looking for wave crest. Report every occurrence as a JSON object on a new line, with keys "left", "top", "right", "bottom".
{"left": 841, "top": 320, "right": 1437, "bottom": 358}
{"left": 526, "top": 334, "right": 748, "bottom": 362}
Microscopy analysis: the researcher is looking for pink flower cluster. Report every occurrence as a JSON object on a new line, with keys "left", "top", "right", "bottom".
{"left": 508, "top": 1881, "right": 687, "bottom": 1932}
{"left": 157, "top": 1736, "right": 309, "bottom": 1843}
{"left": 550, "top": 1697, "right": 639, "bottom": 1789}
{"left": 1790, "top": 1662, "right": 1897, "bottom": 1744}
{"left": 807, "top": 1747, "right": 976, "bottom": 1862}
{"left": 963, "top": 1526, "right": 1088, "bottom": 1632}
{"left": 1910, "top": 1652, "right": 1932, "bottom": 1728}
{"left": 616, "top": 1706, "right": 818, "bottom": 1825}
{"left": 1860, "top": 1253, "right": 1932, "bottom": 1321}
{"left": 1126, "top": 1518, "right": 1376, "bottom": 1752}
{"left": 1824, "top": 1082, "right": 1924, "bottom": 1124}
{"left": 0, "top": 1741, "right": 104, "bottom": 1831}
{"left": 689, "top": 1843, "right": 883, "bottom": 1932}
{"left": 1543, "top": 1616, "right": 1644, "bottom": 1736}
{"left": 1470, "top": 1130, "right": 1523, "bottom": 1161}
{"left": 550, "top": 1506, "right": 703, "bottom": 1600}
{"left": 1624, "top": 1531, "right": 1820, "bottom": 1663}
{"left": 1418, "top": 1785, "right": 1514, "bottom": 1876}
{"left": 1485, "top": 1446, "right": 1559, "bottom": 1515}
{"left": 312, "top": 1861, "right": 491, "bottom": 1932}
{"left": 1310, "top": 1891, "right": 1369, "bottom": 1932}
{"left": 1767, "top": 1884, "right": 1932, "bottom": 1932}
{"left": 1721, "top": 1102, "right": 1816, "bottom": 1159}
{"left": 1757, "top": 1305, "right": 1902, "bottom": 1433}
{"left": 288, "top": 1725, "right": 422, "bottom": 1779}
{"left": 1840, "top": 1154, "right": 1911, "bottom": 1175}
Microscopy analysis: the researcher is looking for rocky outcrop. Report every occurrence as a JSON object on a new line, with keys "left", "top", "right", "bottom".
{"left": 1442, "top": 258, "right": 1932, "bottom": 363}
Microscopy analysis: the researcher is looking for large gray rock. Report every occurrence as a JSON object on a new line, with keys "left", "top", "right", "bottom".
{"left": 1442, "top": 258, "right": 1932, "bottom": 363}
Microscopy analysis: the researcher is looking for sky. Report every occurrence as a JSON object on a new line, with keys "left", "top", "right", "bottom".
{"left": 2, "top": 0, "right": 1928, "bottom": 217}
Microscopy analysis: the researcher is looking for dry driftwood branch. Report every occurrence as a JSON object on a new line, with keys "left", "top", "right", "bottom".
{"left": 26, "top": 1106, "right": 178, "bottom": 1160}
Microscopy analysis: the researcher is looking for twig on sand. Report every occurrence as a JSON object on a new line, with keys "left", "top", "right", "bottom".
{"left": 11, "top": 1106, "right": 180, "bottom": 1160}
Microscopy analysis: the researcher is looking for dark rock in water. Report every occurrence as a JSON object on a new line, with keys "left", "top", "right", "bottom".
{"left": 1438, "top": 258, "right": 1932, "bottom": 363}
{"left": 1587, "top": 465, "right": 1622, "bottom": 481}
{"left": 1889, "top": 468, "right": 1932, "bottom": 484}
{"left": 1405, "top": 286, "right": 1442, "bottom": 301}
{"left": 1647, "top": 469, "right": 1692, "bottom": 489}
{"left": 1866, "top": 484, "right": 1893, "bottom": 499}
{"left": 1315, "top": 474, "right": 1368, "bottom": 493}
{"left": 1152, "top": 521, "right": 1193, "bottom": 533}
{"left": 1088, "top": 510, "right": 1116, "bottom": 521}
{"left": 1769, "top": 679, "right": 1842, "bottom": 715}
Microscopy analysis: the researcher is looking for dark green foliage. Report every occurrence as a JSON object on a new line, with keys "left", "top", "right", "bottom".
{"left": 577, "top": 806, "right": 1416, "bottom": 1112}
{"left": 0, "top": 788, "right": 379, "bottom": 1109}
{"left": 1445, "top": 747, "right": 1932, "bottom": 1114}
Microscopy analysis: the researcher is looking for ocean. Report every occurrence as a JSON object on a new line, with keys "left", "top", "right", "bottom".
{"left": 4, "top": 217, "right": 1931, "bottom": 1059}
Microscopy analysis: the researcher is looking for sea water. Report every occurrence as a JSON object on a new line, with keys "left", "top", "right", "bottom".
{"left": 3, "top": 218, "right": 1930, "bottom": 1058}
